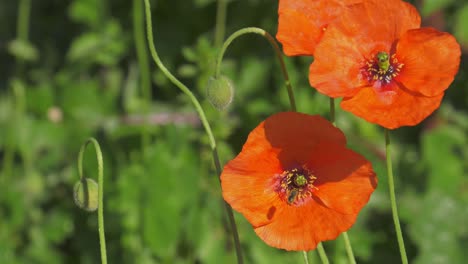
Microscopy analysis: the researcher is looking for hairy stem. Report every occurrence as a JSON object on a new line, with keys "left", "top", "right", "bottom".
{"left": 78, "top": 138, "right": 107, "bottom": 264}
{"left": 214, "top": 27, "right": 296, "bottom": 111}
{"left": 143, "top": 1, "right": 243, "bottom": 263}
{"left": 385, "top": 129, "right": 408, "bottom": 264}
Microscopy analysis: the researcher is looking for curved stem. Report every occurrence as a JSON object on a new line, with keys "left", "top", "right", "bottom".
{"left": 317, "top": 243, "right": 330, "bottom": 264}
{"left": 144, "top": 0, "right": 216, "bottom": 149}
{"left": 78, "top": 138, "right": 107, "bottom": 264}
{"left": 215, "top": 27, "right": 296, "bottom": 112}
{"left": 385, "top": 129, "right": 408, "bottom": 264}
{"left": 302, "top": 251, "right": 310, "bottom": 264}
{"left": 133, "top": 0, "right": 152, "bottom": 154}
{"left": 143, "top": 1, "right": 243, "bottom": 263}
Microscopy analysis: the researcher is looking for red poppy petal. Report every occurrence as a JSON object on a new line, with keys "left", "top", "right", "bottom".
{"left": 277, "top": 0, "right": 359, "bottom": 56}
{"left": 260, "top": 112, "right": 347, "bottom": 165}
{"left": 221, "top": 112, "right": 346, "bottom": 226}
{"left": 222, "top": 169, "right": 281, "bottom": 227}
{"left": 340, "top": 84, "right": 444, "bottom": 129}
{"left": 395, "top": 27, "right": 461, "bottom": 97}
{"left": 254, "top": 200, "right": 356, "bottom": 251}
{"left": 308, "top": 141, "right": 377, "bottom": 215}
{"left": 309, "top": 0, "right": 421, "bottom": 97}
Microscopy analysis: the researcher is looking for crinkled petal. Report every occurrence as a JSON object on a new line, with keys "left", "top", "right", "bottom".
{"left": 308, "top": 141, "right": 377, "bottom": 215}
{"left": 222, "top": 169, "right": 281, "bottom": 227}
{"left": 341, "top": 83, "right": 444, "bottom": 129}
{"left": 254, "top": 198, "right": 356, "bottom": 251}
{"left": 221, "top": 112, "right": 346, "bottom": 226}
{"left": 277, "top": 0, "right": 360, "bottom": 56}
{"left": 395, "top": 27, "right": 461, "bottom": 97}
{"left": 261, "top": 112, "right": 346, "bottom": 166}
{"left": 309, "top": 0, "right": 421, "bottom": 97}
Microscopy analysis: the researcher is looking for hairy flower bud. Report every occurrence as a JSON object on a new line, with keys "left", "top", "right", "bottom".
{"left": 207, "top": 75, "right": 234, "bottom": 111}
{"left": 73, "top": 178, "right": 99, "bottom": 212}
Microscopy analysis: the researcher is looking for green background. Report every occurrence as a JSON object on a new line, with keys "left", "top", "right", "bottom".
{"left": 1, "top": 0, "right": 467, "bottom": 263}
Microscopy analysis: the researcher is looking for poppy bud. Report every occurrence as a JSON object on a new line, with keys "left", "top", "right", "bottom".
{"left": 73, "top": 178, "right": 99, "bottom": 212}
{"left": 206, "top": 75, "right": 234, "bottom": 111}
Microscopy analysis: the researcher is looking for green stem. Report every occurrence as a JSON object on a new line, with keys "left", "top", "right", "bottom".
{"left": 133, "top": 0, "right": 152, "bottom": 154}
{"left": 78, "top": 138, "right": 107, "bottom": 264}
{"left": 214, "top": 0, "right": 227, "bottom": 48}
{"left": 385, "top": 129, "right": 408, "bottom": 264}
{"left": 144, "top": 0, "right": 216, "bottom": 149}
{"left": 213, "top": 148, "right": 243, "bottom": 263}
{"left": 214, "top": 27, "right": 296, "bottom": 112}
{"left": 143, "top": 1, "right": 243, "bottom": 263}
{"left": 317, "top": 243, "right": 330, "bottom": 264}
{"left": 302, "top": 251, "right": 310, "bottom": 264}
{"left": 328, "top": 98, "right": 356, "bottom": 263}
{"left": 342, "top": 232, "right": 357, "bottom": 264}
{"left": 17, "top": 0, "right": 31, "bottom": 42}
{"left": 329, "top": 98, "right": 335, "bottom": 126}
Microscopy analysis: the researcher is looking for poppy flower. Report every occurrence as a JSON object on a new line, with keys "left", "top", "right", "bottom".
{"left": 276, "top": 0, "right": 362, "bottom": 56}
{"left": 308, "top": 0, "right": 461, "bottom": 129}
{"left": 221, "top": 112, "right": 377, "bottom": 251}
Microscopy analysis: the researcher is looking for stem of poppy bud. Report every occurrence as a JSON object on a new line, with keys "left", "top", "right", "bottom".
{"left": 329, "top": 99, "right": 356, "bottom": 264}
{"left": 77, "top": 138, "right": 107, "bottom": 264}
{"left": 214, "top": 27, "right": 296, "bottom": 112}
{"left": 317, "top": 243, "right": 330, "bottom": 264}
{"left": 385, "top": 129, "right": 408, "bottom": 264}
{"left": 133, "top": 0, "right": 152, "bottom": 156}
{"left": 302, "top": 251, "right": 310, "bottom": 264}
{"left": 214, "top": 0, "right": 227, "bottom": 48}
{"left": 143, "top": 1, "right": 243, "bottom": 263}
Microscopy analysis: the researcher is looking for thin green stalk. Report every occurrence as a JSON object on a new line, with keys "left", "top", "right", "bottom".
{"left": 213, "top": 148, "right": 243, "bottom": 263}
{"left": 143, "top": 1, "right": 243, "bottom": 263}
{"left": 342, "top": 232, "right": 357, "bottom": 264}
{"left": 328, "top": 98, "right": 356, "bottom": 263}
{"left": 78, "top": 138, "right": 107, "bottom": 264}
{"left": 385, "top": 129, "right": 408, "bottom": 264}
{"left": 17, "top": 0, "right": 31, "bottom": 42}
{"left": 215, "top": 27, "right": 296, "bottom": 111}
{"left": 329, "top": 98, "right": 335, "bottom": 126}
{"left": 214, "top": 0, "right": 227, "bottom": 48}
{"left": 317, "top": 243, "right": 330, "bottom": 264}
{"left": 133, "top": 0, "right": 152, "bottom": 154}
{"left": 302, "top": 251, "right": 310, "bottom": 264}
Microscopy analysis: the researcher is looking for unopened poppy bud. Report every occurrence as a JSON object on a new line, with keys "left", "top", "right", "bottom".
{"left": 206, "top": 76, "right": 234, "bottom": 111}
{"left": 73, "top": 178, "right": 98, "bottom": 212}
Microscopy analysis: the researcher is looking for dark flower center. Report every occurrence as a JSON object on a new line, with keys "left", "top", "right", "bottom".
{"left": 277, "top": 167, "right": 317, "bottom": 205}
{"left": 364, "top": 51, "right": 404, "bottom": 85}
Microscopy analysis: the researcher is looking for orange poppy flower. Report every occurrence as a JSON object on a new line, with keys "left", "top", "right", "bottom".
{"left": 221, "top": 112, "right": 377, "bottom": 251}
{"left": 276, "top": 0, "right": 361, "bottom": 56}
{"left": 308, "top": 0, "right": 461, "bottom": 129}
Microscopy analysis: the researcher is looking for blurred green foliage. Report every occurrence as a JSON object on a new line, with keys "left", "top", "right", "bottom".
{"left": 0, "top": 0, "right": 467, "bottom": 263}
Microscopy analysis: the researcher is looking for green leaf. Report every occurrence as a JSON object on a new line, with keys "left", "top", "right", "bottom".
{"left": 422, "top": 125, "right": 467, "bottom": 195}
{"left": 7, "top": 39, "right": 39, "bottom": 62}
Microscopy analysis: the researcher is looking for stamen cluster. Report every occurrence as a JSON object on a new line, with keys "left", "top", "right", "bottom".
{"left": 364, "top": 53, "right": 404, "bottom": 85}
{"left": 277, "top": 167, "right": 317, "bottom": 205}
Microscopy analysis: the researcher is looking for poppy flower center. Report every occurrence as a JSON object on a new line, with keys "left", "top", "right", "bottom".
{"left": 276, "top": 167, "right": 317, "bottom": 206}
{"left": 364, "top": 51, "right": 404, "bottom": 85}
